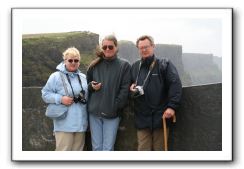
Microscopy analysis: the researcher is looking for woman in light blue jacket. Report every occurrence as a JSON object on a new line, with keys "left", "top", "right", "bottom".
{"left": 42, "top": 47, "right": 88, "bottom": 151}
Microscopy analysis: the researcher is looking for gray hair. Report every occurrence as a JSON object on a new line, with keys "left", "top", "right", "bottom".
{"left": 102, "top": 34, "right": 118, "bottom": 47}
{"left": 136, "top": 35, "right": 155, "bottom": 47}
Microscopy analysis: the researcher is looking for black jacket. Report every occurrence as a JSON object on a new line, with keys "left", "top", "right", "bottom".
{"left": 131, "top": 55, "right": 182, "bottom": 129}
{"left": 87, "top": 56, "right": 131, "bottom": 119}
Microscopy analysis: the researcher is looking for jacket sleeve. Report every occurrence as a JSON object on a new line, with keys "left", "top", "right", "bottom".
{"left": 41, "top": 72, "right": 63, "bottom": 104}
{"left": 86, "top": 67, "right": 95, "bottom": 92}
{"left": 115, "top": 61, "right": 131, "bottom": 109}
{"left": 163, "top": 59, "right": 182, "bottom": 110}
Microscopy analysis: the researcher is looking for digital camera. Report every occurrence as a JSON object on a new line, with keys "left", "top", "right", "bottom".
{"left": 132, "top": 86, "right": 144, "bottom": 98}
{"left": 74, "top": 90, "right": 87, "bottom": 104}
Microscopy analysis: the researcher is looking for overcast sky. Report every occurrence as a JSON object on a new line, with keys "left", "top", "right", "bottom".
{"left": 20, "top": 9, "right": 225, "bottom": 57}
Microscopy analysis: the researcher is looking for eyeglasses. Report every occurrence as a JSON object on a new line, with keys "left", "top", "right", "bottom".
{"left": 67, "top": 59, "right": 79, "bottom": 63}
{"left": 102, "top": 45, "right": 114, "bottom": 50}
{"left": 138, "top": 45, "right": 151, "bottom": 51}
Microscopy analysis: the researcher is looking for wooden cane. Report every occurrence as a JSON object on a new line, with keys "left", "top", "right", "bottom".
{"left": 162, "top": 114, "right": 176, "bottom": 151}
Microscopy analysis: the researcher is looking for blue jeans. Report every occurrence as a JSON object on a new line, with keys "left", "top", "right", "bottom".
{"left": 89, "top": 113, "right": 120, "bottom": 151}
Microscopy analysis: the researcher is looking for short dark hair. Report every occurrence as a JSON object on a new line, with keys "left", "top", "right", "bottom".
{"left": 136, "top": 35, "right": 154, "bottom": 47}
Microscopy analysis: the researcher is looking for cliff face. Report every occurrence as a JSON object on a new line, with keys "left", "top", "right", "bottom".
{"left": 22, "top": 31, "right": 221, "bottom": 87}
{"left": 22, "top": 31, "right": 99, "bottom": 87}
{"left": 154, "top": 44, "right": 191, "bottom": 86}
{"left": 155, "top": 44, "right": 183, "bottom": 73}
{"left": 213, "top": 55, "right": 222, "bottom": 71}
{"left": 182, "top": 53, "right": 222, "bottom": 85}
{"left": 117, "top": 40, "right": 138, "bottom": 63}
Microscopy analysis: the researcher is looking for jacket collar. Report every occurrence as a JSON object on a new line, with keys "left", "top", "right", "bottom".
{"left": 141, "top": 55, "right": 155, "bottom": 67}
{"left": 56, "top": 61, "right": 80, "bottom": 77}
{"left": 103, "top": 55, "right": 118, "bottom": 63}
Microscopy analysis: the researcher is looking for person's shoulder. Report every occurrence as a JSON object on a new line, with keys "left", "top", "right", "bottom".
{"left": 131, "top": 59, "right": 140, "bottom": 67}
{"left": 50, "top": 71, "right": 61, "bottom": 78}
{"left": 156, "top": 56, "right": 169, "bottom": 65}
{"left": 118, "top": 57, "right": 129, "bottom": 64}
{"left": 156, "top": 56, "right": 169, "bottom": 62}
{"left": 46, "top": 71, "right": 61, "bottom": 82}
{"left": 79, "top": 72, "right": 86, "bottom": 79}
{"left": 117, "top": 57, "right": 131, "bottom": 67}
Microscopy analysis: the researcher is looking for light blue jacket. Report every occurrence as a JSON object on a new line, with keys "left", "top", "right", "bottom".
{"left": 41, "top": 62, "right": 88, "bottom": 132}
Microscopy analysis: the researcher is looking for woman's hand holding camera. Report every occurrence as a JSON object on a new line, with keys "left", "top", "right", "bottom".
{"left": 91, "top": 81, "right": 102, "bottom": 91}
{"left": 61, "top": 96, "right": 74, "bottom": 106}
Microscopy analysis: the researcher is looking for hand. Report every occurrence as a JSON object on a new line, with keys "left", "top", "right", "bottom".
{"left": 163, "top": 108, "right": 175, "bottom": 119}
{"left": 91, "top": 81, "right": 102, "bottom": 91}
{"left": 130, "top": 83, "right": 137, "bottom": 92}
{"left": 61, "top": 96, "right": 73, "bottom": 106}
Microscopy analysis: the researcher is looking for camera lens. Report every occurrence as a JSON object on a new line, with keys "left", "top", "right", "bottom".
{"left": 72, "top": 91, "right": 87, "bottom": 104}
{"left": 73, "top": 97, "right": 79, "bottom": 103}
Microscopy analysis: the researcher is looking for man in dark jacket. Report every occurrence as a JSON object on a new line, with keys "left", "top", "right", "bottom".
{"left": 130, "top": 35, "right": 182, "bottom": 151}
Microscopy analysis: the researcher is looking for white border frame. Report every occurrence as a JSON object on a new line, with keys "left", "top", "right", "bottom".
{"left": 12, "top": 8, "right": 232, "bottom": 161}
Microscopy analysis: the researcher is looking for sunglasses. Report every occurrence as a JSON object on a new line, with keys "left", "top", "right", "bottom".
{"left": 102, "top": 45, "right": 114, "bottom": 50}
{"left": 67, "top": 59, "right": 79, "bottom": 63}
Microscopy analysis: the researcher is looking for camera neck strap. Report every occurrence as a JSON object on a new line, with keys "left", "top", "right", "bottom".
{"left": 135, "top": 58, "right": 156, "bottom": 87}
{"left": 59, "top": 72, "right": 68, "bottom": 96}
{"left": 65, "top": 73, "right": 84, "bottom": 98}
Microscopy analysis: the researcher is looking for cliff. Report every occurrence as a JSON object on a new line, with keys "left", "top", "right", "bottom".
{"left": 22, "top": 31, "right": 222, "bottom": 87}
{"left": 22, "top": 31, "right": 99, "bottom": 86}
{"left": 182, "top": 53, "right": 222, "bottom": 85}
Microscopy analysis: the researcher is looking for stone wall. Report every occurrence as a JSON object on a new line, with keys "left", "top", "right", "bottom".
{"left": 22, "top": 83, "right": 222, "bottom": 151}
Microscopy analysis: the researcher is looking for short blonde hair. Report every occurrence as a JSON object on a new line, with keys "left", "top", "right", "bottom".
{"left": 62, "top": 47, "right": 81, "bottom": 60}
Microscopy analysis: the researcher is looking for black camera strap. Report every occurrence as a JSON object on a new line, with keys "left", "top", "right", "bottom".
{"left": 135, "top": 58, "right": 156, "bottom": 88}
{"left": 65, "top": 74, "right": 84, "bottom": 98}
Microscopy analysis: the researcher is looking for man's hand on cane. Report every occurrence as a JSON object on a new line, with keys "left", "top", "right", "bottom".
{"left": 163, "top": 107, "right": 175, "bottom": 119}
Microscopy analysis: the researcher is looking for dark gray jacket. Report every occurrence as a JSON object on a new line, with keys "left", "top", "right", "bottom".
{"left": 131, "top": 55, "right": 182, "bottom": 129}
{"left": 87, "top": 56, "right": 131, "bottom": 119}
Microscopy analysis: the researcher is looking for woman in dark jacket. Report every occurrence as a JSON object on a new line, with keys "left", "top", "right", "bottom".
{"left": 87, "top": 35, "right": 131, "bottom": 151}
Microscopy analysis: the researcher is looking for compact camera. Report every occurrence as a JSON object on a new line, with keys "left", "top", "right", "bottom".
{"left": 74, "top": 90, "right": 87, "bottom": 104}
{"left": 132, "top": 86, "right": 144, "bottom": 98}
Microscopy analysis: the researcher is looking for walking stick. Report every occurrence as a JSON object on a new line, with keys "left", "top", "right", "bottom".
{"left": 162, "top": 114, "right": 176, "bottom": 151}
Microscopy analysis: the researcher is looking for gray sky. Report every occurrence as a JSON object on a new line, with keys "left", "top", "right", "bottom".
{"left": 21, "top": 9, "right": 223, "bottom": 57}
